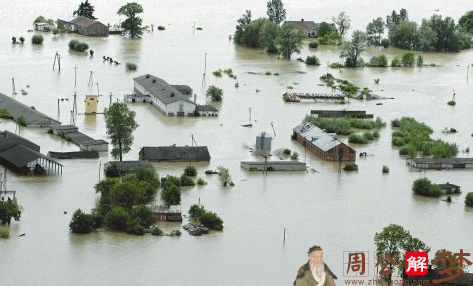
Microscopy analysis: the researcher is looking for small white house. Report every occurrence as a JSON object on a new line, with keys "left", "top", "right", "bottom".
{"left": 133, "top": 75, "right": 197, "bottom": 116}
{"left": 34, "top": 23, "right": 53, "bottom": 32}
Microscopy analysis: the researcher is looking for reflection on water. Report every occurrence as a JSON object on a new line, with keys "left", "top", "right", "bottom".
{"left": 1, "top": 0, "right": 473, "bottom": 285}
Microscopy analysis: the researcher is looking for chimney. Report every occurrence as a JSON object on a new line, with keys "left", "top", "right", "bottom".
{"left": 146, "top": 74, "right": 150, "bottom": 79}
{"left": 301, "top": 19, "right": 304, "bottom": 23}
{"left": 194, "top": 94, "right": 197, "bottom": 103}
{"left": 152, "top": 79, "right": 156, "bottom": 83}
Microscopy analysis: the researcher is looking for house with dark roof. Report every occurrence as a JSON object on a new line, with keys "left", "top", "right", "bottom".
{"left": 150, "top": 205, "right": 182, "bottom": 222}
{"left": 284, "top": 19, "right": 335, "bottom": 37}
{"left": 104, "top": 160, "right": 154, "bottom": 177}
{"left": 139, "top": 146, "right": 211, "bottom": 162}
{"left": 129, "top": 74, "right": 218, "bottom": 117}
{"left": 57, "top": 16, "right": 108, "bottom": 36}
{"left": 407, "top": 158, "right": 473, "bottom": 169}
{"left": 292, "top": 122, "right": 356, "bottom": 161}
{"left": 436, "top": 182, "right": 461, "bottom": 194}
{"left": 0, "top": 131, "right": 62, "bottom": 175}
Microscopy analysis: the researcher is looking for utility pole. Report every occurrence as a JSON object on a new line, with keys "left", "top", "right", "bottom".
{"left": 109, "top": 92, "right": 113, "bottom": 107}
{"left": 271, "top": 122, "right": 276, "bottom": 137}
{"left": 12, "top": 77, "right": 16, "bottom": 94}
{"left": 73, "top": 92, "right": 77, "bottom": 115}
{"left": 74, "top": 65, "right": 78, "bottom": 91}
{"left": 467, "top": 65, "right": 470, "bottom": 83}
{"left": 88, "top": 71, "right": 94, "bottom": 88}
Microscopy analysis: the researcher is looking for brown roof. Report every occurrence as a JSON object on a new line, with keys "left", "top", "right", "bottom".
{"left": 69, "top": 16, "right": 106, "bottom": 28}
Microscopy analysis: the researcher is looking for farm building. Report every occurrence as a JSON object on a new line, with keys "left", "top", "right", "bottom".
{"left": 104, "top": 161, "right": 154, "bottom": 177}
{"left": 34, "top": 23, "right": 53, "bottom": 32}
{"left": 139, "top": 146, "right": 211, "bottom": 162}
{"left": 292, "top": 122, "right": 356, "bottom": 161}
{"left": 49, "top": 125, "right": 108, "bottom": 152}
{"left": 128, "top": 74, "right": 218, "bottom": 117}
{"left": 151, "top": 205, "right": 182, "bottom": 222}
{"left": 241, "top": 161, "right": 306, "bottom": 171}
{"left": 57, "top": 16, "right": 109, "bottom": 36}
{"left": 284, "top": 19, "right": 335, "bottom": 37}
{"left": 0, "top": 131, "right": 62, "bottom": 175}
{"left": 0, "top": 92, "right": 61, "bottom": 127}
{"left": 407, "top": 158, "right": 473, "bottom": 169}
{"left": 255, "top": 132, "right": 272, "bottom": 151}
{"left": 436, "top": 183, "right": 461, "bottom": 194}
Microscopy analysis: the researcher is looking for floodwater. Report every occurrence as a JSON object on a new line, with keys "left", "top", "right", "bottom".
{"left": 1, "top": 1, "right": 473, "bottom": 285}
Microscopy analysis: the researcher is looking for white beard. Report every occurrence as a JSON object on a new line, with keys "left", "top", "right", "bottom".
{"left": 311, "top": 263, "right": 326, "bottom": 284}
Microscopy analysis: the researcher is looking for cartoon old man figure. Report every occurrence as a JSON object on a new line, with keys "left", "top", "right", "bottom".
{"left": 293, "top": 245, "right": 337, "bottom": 286}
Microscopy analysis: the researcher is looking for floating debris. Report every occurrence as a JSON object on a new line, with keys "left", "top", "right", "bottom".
{"left": 183, "top": 223, "right": 209, "bottom": 236}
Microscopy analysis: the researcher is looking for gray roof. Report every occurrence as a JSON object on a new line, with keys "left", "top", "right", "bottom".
{"left": 436, "top": 183, "right": 460, "bottom": 189}
{"left": 104, "top": 160, "right": 154, "bottom": 172}
{"left": 293, "top": 122, "right": 342, "bottom": 152}
{"left": 140, "top": 146, "right": 211, "bottom": 161}
{"left": 80, "top": 139, "right": 108, "bottom": 146}
{"left": 0, "top": 144, "right": 60, "bottom": 168}
{"left": 134, "top": 75, "right": 194, "bottom": 105}
{"left": 196, "top": 105, "right": 219, "bottom": 112}
{"left": 0, "top": 130, "right": 40, "bottom": 153}
{"left": 69, "top": 16, "right": 106, "bottom": 28}
{"left": 411, "top": 158, "right": 473, "bottom": 164}
{"left": 284, "top": 20, "right": 318, "bottom": 30}
{"left": 50, "top": 125, "right": 79, "bottom": 133}
{"left": 257, "top": 132, "right": 272, "bottom": 139}
{"left": 171, "top": 85, "right": 193, "bottom": 95}
{"left": 151, "top": 205, "right": 181, "bottom": 214}
{"left": 0, "top": 92, "right": 61, "bottom": 127}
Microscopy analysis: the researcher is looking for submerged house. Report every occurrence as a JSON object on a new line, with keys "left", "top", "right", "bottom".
{"left": 151, "top": 205, "right": 182, "bottom": 222}
{"left": 292, "top": 122, "right": 356, "bottom": 161}
{"left": 284, "top": 19, "right": 335, "bottom": 37}
{"left": 436, "top": 183, "right": 461, "bottom": 194}
{"left": 0, "top": 131, "right": 63, "bottom": 175}
{"left": 407, "top": 158, "right": 473, "bottom": 169}
{"left": 127, "top": 74, "right": 219, "bottom": 117}
{"left": 139, "top": 146, "right": 211, "bottom": 162}
{"left": 57, "top": 16, "right": 109, "bottom": 36}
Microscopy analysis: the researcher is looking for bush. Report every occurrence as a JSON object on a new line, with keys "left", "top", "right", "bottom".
{"left": 283, "top": 149, "right": 291, "bottom": 155}
{"left": 381, "top": 38, "right": 390, "bottom": 48}
{"left": 189, "top": 204, "right": 206, "bottom": 218}
{"left": 309, "top": 40, "right": 319, "bottom": 48}
{"left": 130, "top": 205, "right": 155, "bottom": 228}
{"left": 217, "top": 167, "right": 232, "bottom": 187}
{"left": 368, "top": 54, "right": 388, "bottom": 67}
{"left": 399, "top": 146, "right": 410, "bottom": 155}
{"left": 447, "top": 100, "right": 456, "bottom": 106}
{"left": 0, "top": 199, "right": 21, "bottom": 225}
{"left": 305, "top": 56, "right": 320, "bottom": 66}
{"left": 180, "top": 174, "right": 195, "bottom": 186}
{"left": 206, "top": 85, "right": 223, "bottom": 101}
{"left": 348, "top": 134, "right": 368, "bottom": 144}
{"left": 412, "top": 178, "right": 441, "bottom": 197}
{"left": 401, "top": 52, "right": 416, "bottom": 67}
{"left": 391, "top": 57, "right": 401, "bottom": 67}
{"left": 69, "top": 39, "right": 89, "bottom": 52}
{"left": 126, "top": 62, "right": 137, "bottom": 70}
{"left": 104, "top": 206, "right": 130, "bottom": 231}
{"left": 382, "top": 165, "right": 389, "bottom": 173}
{"left": 157, "top": 25, "right": 165, "bottom": 30}
{"left": 184, "top": 166, "right": 197, "bottom": 177}
{"left": 329, "top": 62, "right": 344, "bottom": 68}
{"left": 125, "top": 218, "right": 145, "bottom": 235}
{"left": 373, "top": 130, "right": 380, "bottom": 138}
{"left": 417, "top": 55, "right": 424, "bottom": 67}
{"left": 0, "top": 228, "right": 10, "bottom": 239}
{"left": 290, "top": 152, "right": 299, "bottom": 160}
{"left": 161, "top": 183, "right": 181, "bottom": 205}
{"left": 161, "top": 175, "right": 181, "bottom": 187}
{"left": 151, "top": 226, "right": 163, "bottom": 236}
{"left": 343, "top": 163, "right": 358, "bottom": 171}
{"left": 69, "top": 209, "right": 95, "bottom": 234}
{"left": 305, "top": 116, "right": 385, "bottom": 136}
{"left": 466, "top": 192, "right": 473, "bottom": 207}
{"left": 196, "top": 177, "right": 207, "bottom": 186}
{"left": 199, "top": 211, "right": 224, "bottom": 231}
{"left": 170, "top": 230, "right": 181, "bottom": 236}
{"left": 363, "top": 132, "right": 374, "bottom": 141}
{"left": 0, "top": 108, "right": 12, "bottom": 119}
{"left": 213, "top": 69, "right": 222, "bottom": 77}
{"left": 31, "top": 34, "right": 44, "bottom": 44}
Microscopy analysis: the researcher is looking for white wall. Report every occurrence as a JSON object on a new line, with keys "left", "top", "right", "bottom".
{"left": 167, "top": 100, "right": 196, "bottom": 115}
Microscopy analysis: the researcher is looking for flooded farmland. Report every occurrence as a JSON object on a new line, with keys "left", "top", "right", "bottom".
{"left": 0, "top": 0, "right": 473, "bottom": 285}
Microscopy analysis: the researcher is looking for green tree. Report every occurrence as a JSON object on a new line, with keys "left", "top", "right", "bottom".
{"left": 94, "top": 178, "right": 118, "bottom": 204}
{"left": 259, "top": 20, "right": 280, "bottom": 53}
{"left": 206, "top": 85, "right": 223, "bottom": 101}
{"left": 466, "top": 192, "right": 473, "bottom": 207}
{"left": 130, "top": 205, "right": 155, "bottom": 228}
{"left": 374, "top": 224, "right": 412, "bottom": 283}
{"left": 390, "top": 21, "right": 418, "bottom": 50}
{"left": 317, "top": 21, "right": 334, "bottom": 37}
{"left": 234, "top": 10, "right": 252, "bottom": 44}
{"left": 110, "top": 181, "right": 146, "bottom": 209}
{"left": 366, "top": 17, "right": 385, "bottom": 46}
{"left": 401, "top": 52, "right": 415, "bottom": 67}
{"left": 69, "top": 209, "right": 95, "bottom": 234}
{"left": 425, "top": 15, "right": 458, "bottom": 52}
{"left": 104, "top": 206, "right": 130, "bottom": 231}
{"left": 162, "top": 183, "right": 181, "bottom": 205}
{"left": 266, "top": 0, "right": 286, "bottom": 26}
{"left": 34, "top": 15, "right": 47, "bottom": 23}
{"left": 199, "top": 211, "right": 224, "bottom": 231}
{"left": 276, "top": 25, "right": 304, "bottom": 59}
{"left": 0, "top": 198, "right": 21, "bottom": 225}
{"left": 368, "top": 54, "right": 388, "bottom": 67}
{"left": 184, "top": 166, "right": 197, "bottom": 177}
{"left": 73, "top": 0, "right": 97, "bottom": 19}
{"left": 332, "top": 12, "right": 351, "bottom": 37}
{"left": 118, "top": 2, "right": 144, "bottom": 38}
{"left": 104, "top": 102, "right": 138, "bottom": 162}
{"left": 218, "top": 167, "right": 232, "bottom": 186}
{"left": 340, "top": 30, "right": 367, "bottom": 67}
{"left": 386, "top": 9, "right": 409, "bottom": 29}
{"left": 459, "top": 11, "right": 473, "bottom": 33}
{"left": 416, "top": 55, "right": 424, "bottom": 67}
{"left": 431, "top": 249, "right": 467, "bottom": 274}
{"left": 412, "top": 178, "right": 441, "bottom": 197}
{"left": 417, "top": 23, "right": 438, "bottom": 51}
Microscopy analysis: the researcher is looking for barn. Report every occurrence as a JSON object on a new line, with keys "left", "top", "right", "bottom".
{"left": 57, "top": 16, "right": 109, "bottom": 37}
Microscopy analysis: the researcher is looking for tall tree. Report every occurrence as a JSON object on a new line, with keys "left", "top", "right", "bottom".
{"left": 366, "top": 17, "right": 385, "bottom": 46}
{"left": 340, "top": 30, "right": 367, "bottom": 67}
{"left": 118, "top": 2, "right": 144, "bottom": 38}
{"left": 73, "top": 0, "right": 97, "bottom": 20}
{"left": 276, "top": 25, "right": 304, "bottom": 59}
{"left": 259, "top": 20, "right": 279, "bottom": 53}
{"left": 332, "top": 12, "right": 351, "bottom": 37}
{"left": 104, "top": 102, "right": 138, "bottom": 162}
{"left": 266, "top": 0, "right": 286, "bottom": 26}
{"left": 459, "top": 11, "right": 473, "bottom": 34}
{"left": 234, "top": 10, "right": 252, "bottom": 44}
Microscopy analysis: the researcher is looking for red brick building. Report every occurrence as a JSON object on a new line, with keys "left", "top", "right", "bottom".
{"left": 293, "top": 122, "right": 356, "bottom": 161}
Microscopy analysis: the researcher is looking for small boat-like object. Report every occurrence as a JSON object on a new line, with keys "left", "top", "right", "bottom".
{"left": 205, "top": 170, "right": 219, "bottom": 175}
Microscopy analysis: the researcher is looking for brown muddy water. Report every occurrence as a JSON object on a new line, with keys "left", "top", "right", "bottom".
{"left": 0, "top": 1, "right": 473, "bottom": 285}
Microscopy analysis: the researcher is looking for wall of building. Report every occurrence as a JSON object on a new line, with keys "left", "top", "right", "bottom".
{"left": 166, "top": 100, "right": 196, "bottom": 116}
{"left": 295, "top": 133, "right": 355, "bottom": 161}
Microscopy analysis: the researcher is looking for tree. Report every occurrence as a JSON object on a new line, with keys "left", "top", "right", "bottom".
{"left": 73, "top": 0, "right": 97, "bottom": 19}
{"left": 374, "top": 224, "right": 412, "bottom": 282}
{"left": 206, "top": 85, "right": 223, "bottom": 101}
{"left": 130, "top": 205, "right": 155, "bottom": 228}
{"left": 459, "top": 11, "right": 473, "bottom": 34}
{"left": 104, "top": 206, "right": 130, "bottom": 231}
{"left": 184, "top": 166, "right": 197, "bottom": 177}
{"left": 417, "top": 23, "right": 438, "bottom": 51}
{"left": 117, "top": 2, "right": 144, "bottom": 38}
{"left": 332, "top": 12, "right": 351, "bottom": 37}
{"left": 110, "top": 181, "right": 146, "bottom": 209}
{"left": 366, "top": 17, "right": 385, "bottom": 46}
{"left": 412, "top": 178, "right": 441, "bottom": 197}
{"left": 104, "top": 102, "right": 138, "bottom": 162}
{"left": 318, "top": 22, "right": 334, "bottom": 37}
{"left": 386, "top": 9, "right": 409, "bottom": 30}
{"left": 199, "top": 211, "right": 224, "bottom": 231}
{"left": 234, "top": 10, "right": 252, "bottom": 44}
{"left": 69, "top": 209, "right": 95, "bottom": 234}
{"left": 162, "top": 183, "right": 181, "bottom": 205}
{"left": 19, "top": 37, "right": 25, "bottom": 44}
{"left": 389, "top": 21, "right": 418, "bottom": 50}
{"left": 218, "top": 167, "right": 232, "bottom": 186}
{"left": 31, "top": 34, "right": 44, "bottom": 45}
{"left": 0, "top": 198, "right": 21, "bottom": 225}
{"left": 431, "top": 249, "right": 468, "bottom": 274}
{"left": 340, "top": 30, "right": 367, "bottom": 67}
{"left": 401, "top": 52, "right": 415, "bottom": 67}
{"left": 276, "top": 25, "right": 304, "bottom": 59}
{"left": 465, "top": 192, "right": 473, "bottom": 207}
{"left": 34, "top": 15, "right": 47, "bottom": 23}
{"left": 266, "top": 0, "right": 286, "bottom": 26}
{"left": 259, "top": 20, "right": 280, "bottom": 53}
{"left": 368, "top": 54, "right": 388, "bottom": 67}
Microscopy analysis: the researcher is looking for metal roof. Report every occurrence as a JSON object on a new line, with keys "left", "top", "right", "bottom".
{"left": 140, "top": 146, "right": 211, "bottom": 161}
{"left": 293, "top": 122, "right": 341, "bottom": 152}
{"left": 69, "top": 16, "right": 106, "bottom": 28}
{"left": 411, "top": 158, "right": 473, "bottom": 164}
{"left": 0, "top": 144, "right": 60, "bottom": 168}
{"left": 284, "top": 20, "right": 318, "bottom": 30}
{"left": 195, "top": 105, "right": 219, "bottom": 112}
{"left": 257, "top": 132, "right": 272, "bottom": 139}
{"left": 151, "top": 205, "right": 181, "bottom": 214}
{"left": 0, "top": 92, "right": 61, "bottom": 127}
{"left": 0, "top": 130, "right": 40, "bottom": 153}
{"left": 134, "top": 75, "right": 194, "bottom": 105}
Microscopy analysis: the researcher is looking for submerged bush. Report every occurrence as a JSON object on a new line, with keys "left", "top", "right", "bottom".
{"left": 184, "top": 166, "right": 197, "bottom": 177}
{"left": 126, "top": 62, "right": 137, "bottom": 70}
{"left": 466, "top": 192, "right": 473, "bottom": 207}
{"left": 309, "top": 40, "right": 319, "bottom": 48}
{"left": 69, "top": 39, "right": 89, "bottom": 52}
{"left": 412, "top": 178, "right": 441, "bottom": 197}
{"left": 348, "top": 134, "right": 368, "bottom": 144}
{"left": 31, "top": 34, "right": 44, "bottom": 44}
{"left": 305, "top": 55, "right": 320, "bottom": 66}
{"left": 0, "top": 228, "right": 9, "bottom": 239}
{"left": 206, "top": 85, "right": 223, "bottom": 101}
{"left": 382, "top": 165, "right": 389, "bottom": 173}
{"left": 343, "top": 163, "right": 358, "bottom": 171}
